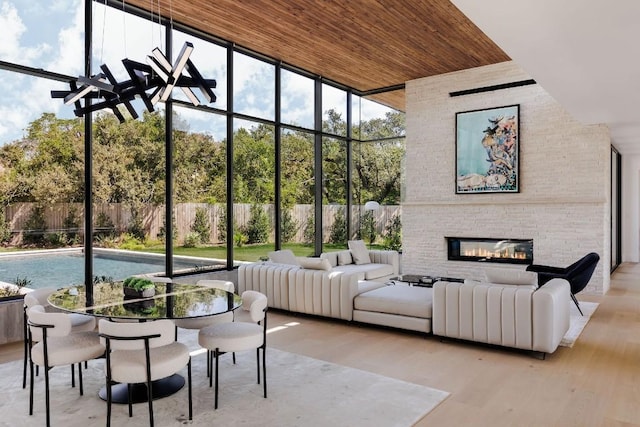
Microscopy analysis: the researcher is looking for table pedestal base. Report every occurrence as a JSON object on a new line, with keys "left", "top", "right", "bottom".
{"left": 98, "top": 374, "right": 185, "bottom": 404}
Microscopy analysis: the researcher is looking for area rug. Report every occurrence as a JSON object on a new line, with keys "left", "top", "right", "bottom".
{"left": 0, "top": 330, "right": 449, "bottom": 427}
{"left": 560, "top": 301, "right": 599, "bottom": 347}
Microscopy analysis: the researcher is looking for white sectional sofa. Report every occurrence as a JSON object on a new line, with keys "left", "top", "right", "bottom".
{"left": 237, "top": 249, "right": 571, "bottom": 355}
{"left": 432, "top": 275, "right": 571, "bottom": 354}
{"left": 236, "top": 244, "right": 398, "bottom": 321}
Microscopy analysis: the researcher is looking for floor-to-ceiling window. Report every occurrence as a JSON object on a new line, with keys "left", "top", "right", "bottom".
{"left": 0, "top": 0, "right": 405, "bottom": 289}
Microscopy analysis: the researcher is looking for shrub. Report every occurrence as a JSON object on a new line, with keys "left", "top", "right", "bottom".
{"left": 359, "top": 210, "right": 376, "bottom": 245}
{"left": 0, "top": 206, "right": 11, "bottom": 244}
{"left": 246, "top": 204, "right": 270, "bottom": 244}
{"left": 234, "top": 229, "right": 248, "bottom": 247}
{"left": 0, "top": 276, "right": 30, "bottom": 297}
{"left": 303, "top": 214, "right": 315, "bottom": 244}
{"left": 118, "top": 233, "right": 145, "bottom": 250}
{"left": 22, "top": 205, "right": 47, "bottom": 246}
{"left": 158, "top": 212, "right": 177, "bottom": 244}
{"left": 190, "top": 207, "right": 211, "bottom": 244}
{"left": 382, "top": 214, "right": 402, "bottom": 251}
{"left": 127, "top": 208, "right": 146, "bottom": 240}
{"left": 95, "top": 211, "right": 116, "bottom": 240}
{"left": 46, "top": 231, "right": 68, "bottom": 247}
{"left": 329, "top": 207, "right": 347, "bottom": 244}
{"left": 63, "top": 206, "right": 80, "bottom": 243}
{"left": 183, "top": 232, "right": 200, "bottom": 248}
{"left": 281, "top": 208, "right": 299, "bottom": 243}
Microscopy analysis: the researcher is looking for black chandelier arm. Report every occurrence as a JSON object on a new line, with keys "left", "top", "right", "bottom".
{"left": 51, "top": 42, "right": 217, "bottom": 123}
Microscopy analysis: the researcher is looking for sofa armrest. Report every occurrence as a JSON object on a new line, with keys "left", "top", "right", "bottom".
{"left": 237, "top": 262, "right": 297, "bottom": 310}
{"left": 531, "top": 278, "right": 570, "bottom": 353}
{"left": 368, "top": 250, "right": 399, "bottom": 275}
{"left": 288, "top": 269, "right": 359, "bottom": 320}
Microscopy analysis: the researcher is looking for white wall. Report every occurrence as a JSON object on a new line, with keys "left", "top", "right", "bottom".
{"left": 621, "top": 154, "right": 640, "bottom": 262}
{"left": 403, "top": 61, "right": 611, "bottom": 295}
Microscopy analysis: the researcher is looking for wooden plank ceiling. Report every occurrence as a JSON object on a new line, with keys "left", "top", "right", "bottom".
{"left": 126, "top": 0, "right": 509, "bottom": 111}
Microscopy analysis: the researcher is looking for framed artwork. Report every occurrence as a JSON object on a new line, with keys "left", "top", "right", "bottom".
{"left": 455, "top": 104, "right": 520, "bottom": 194}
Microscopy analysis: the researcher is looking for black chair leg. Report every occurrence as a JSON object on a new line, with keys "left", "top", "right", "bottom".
{"left": 71, "top": 364, "right": 75, "bottom": 387}
{"left": 44, "top": 365, "right": 51, "bottom": 427}
{"left": 127, "top": 384, "right": 133, "bottom": 417}
{"left": 187, "top": 358, "right": 193, "bottom": 420}
{"left": 256, "top": 348, "right": 260, "bottom": 384}
{"left": 571, "top": 293, "right": 584, "bottom": 316}
{"left": 29, "top": 359, "right": 34, "bottom": 415}
{"left": 106, "top": 380, "right": 112, "bottom": 427}
{"left": 262, "top": 347, "right": 267, "bottom": 398}
{"left": 214, "top": 349, "right": 220, "bottom": 410}
{"left": 78, "top": 363, "right": 84, "bottom": 395}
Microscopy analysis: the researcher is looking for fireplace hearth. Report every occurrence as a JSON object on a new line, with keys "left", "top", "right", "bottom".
{"left": 446, "top": 237, "right": 533, "bottom": 264}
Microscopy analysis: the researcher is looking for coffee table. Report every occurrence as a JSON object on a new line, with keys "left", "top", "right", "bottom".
{"left": 389, "top": 274, "right": 465, "bottom": 287}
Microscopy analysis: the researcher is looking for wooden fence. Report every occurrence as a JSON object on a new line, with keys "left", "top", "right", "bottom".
{"left": 4, "top": 202, "right": 401, "bottom": 245}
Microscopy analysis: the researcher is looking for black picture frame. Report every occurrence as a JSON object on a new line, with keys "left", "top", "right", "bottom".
{"left": 455, "top": 104, "right": 520, "bottom": 194}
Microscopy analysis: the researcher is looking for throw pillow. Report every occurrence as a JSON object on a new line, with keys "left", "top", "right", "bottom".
{"left": 298, "top": 257, "right": 332, "bottom": 271}
{"left": 484, "top": 268, "right": 538, "bottom": 286}
{"left": 268, "top": 249, "right": 300, "bottom": 266}
{"left": 337, "top": 250, "right": 353, "bottom": 266}
{"left": 348, "top": 240, "right": 371, "bottom": 265}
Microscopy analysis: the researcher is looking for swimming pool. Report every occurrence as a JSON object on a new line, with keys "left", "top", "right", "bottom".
{"left": 0, "top": 249, "right": 222, "bottom": 289}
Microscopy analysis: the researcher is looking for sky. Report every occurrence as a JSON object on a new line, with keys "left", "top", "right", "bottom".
{"left": 0, "top": 0, "right": 395, "bottom": 146}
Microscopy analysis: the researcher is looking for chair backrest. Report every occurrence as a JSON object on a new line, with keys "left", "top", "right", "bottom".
{"left": 24, "top": 287, "right": 56, "bottom": 308}
{"left": 98, "top": 318, "right": 175, "bottom": 350}
{"left": 241, "top": 290, "right": 268, "bottom": 323}
{"left": 196, "top": 279, "right": 235, "bottom": 293}
{"left": 27, "top": 305, "right": 72, "bottom": 340}
{"left": 566, "top": 252, "right": 600, "bottom": 293}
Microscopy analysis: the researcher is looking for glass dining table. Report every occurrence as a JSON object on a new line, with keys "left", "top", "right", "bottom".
{"left": 47, "top": 281, "right": 243, "bottom": 403}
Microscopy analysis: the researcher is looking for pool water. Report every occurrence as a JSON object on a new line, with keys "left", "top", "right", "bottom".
{"left": 0, "top": 251, "right": 214, "bottom": 289}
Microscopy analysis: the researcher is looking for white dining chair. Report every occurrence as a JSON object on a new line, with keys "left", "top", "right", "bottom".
{"left": 27, "top": 305, "right": 105, "bottom": 427}
{"left": 198, "top": 290, "right": 268, "bottom": 409}
{"left": 98, "top": 318, "right": 193, "bottom": 427}
{"left": 23, "top": 287, "right": 96, "bottom": 389}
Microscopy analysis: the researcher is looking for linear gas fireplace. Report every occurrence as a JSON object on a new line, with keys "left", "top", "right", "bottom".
{"left": 446, "top": 237, "right": 533, "bottom": 264}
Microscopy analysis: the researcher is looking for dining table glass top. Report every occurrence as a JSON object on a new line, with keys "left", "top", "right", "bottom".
{"left": 47, "top": 281, "right": 242, "bottom": 320}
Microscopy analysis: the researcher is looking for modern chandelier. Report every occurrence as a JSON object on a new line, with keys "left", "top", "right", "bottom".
{"left": 51, "top": 41, "right": 216, "bottom": 122}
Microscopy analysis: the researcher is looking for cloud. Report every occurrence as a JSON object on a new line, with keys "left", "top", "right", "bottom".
{"left": 0, "top": 1, "right": 51, "bottom": 64}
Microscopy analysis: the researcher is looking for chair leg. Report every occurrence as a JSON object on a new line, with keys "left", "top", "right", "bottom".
{"left": 256, "top": 348, "right": 260, "bottom": 384}
{"left": 209, "top": 351, "right": 214, "bottom": 387}
{"left": 187, "top": 358, "right": 193, "bottom": 420}
{"left": 78, "top": 363, "right": 84, "bottom": 395}
{"left": 262, "top": 347, "right": 267, "bottom": 398}
{"left": 44, "top": 365, "right": 51, "bottom": 427}
{"left": 71, "top": 364, "right": 75, "bottom": 388}
{"left": 214, "top": 349, "right": 220, "bottom": 410}
{"left": 571, "top": 293, "right": 584, "bottom": 316}
{"left": 22, "top": 310, "right": 28, "bottom": 389}
{"left": 29, "top": 359, "right": 35, "bottom": 416}
{"left": 147, "top": 377, "right": 154, "bottom": 427}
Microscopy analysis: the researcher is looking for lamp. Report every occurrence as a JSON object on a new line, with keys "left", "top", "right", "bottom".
{"left": 364, "top": 201, "right": 380, "bottom": 211}
{"left": 363, "top": 201, "right": 380, "bottom": 249}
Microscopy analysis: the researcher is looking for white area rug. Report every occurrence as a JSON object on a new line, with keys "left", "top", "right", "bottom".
{"left": 0, "top": 330, "right": 449, "bottom": 427}
{"left": 560, "top": 300, "right": 599, "bottom": 347}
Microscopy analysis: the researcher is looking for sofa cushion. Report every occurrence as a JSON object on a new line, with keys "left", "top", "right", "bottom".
{"left": 484, "top": 268, "right": 538, "bottom": 287}
{"left": 354, "top": 285, "right": 433, "bottom": 319}
{"left": 465, "top": 279, "right": 537, "bottom": 291}
{"left": 332, "top": 263, "right": 394, "bottom": 280}
{"left": 348, "top": 240, "right": 371, "bottom": 265}
{"left": 337, "top": 250, "right": 353, "bottom": 266}
{"left": 297, "top": 257, "right": 332, "bottom": 271}
{"left": 268, "top": 249, "right": 300, "bottom": 266}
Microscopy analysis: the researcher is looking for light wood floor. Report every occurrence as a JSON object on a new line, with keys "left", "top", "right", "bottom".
{"left": 4, "top": 264, "right": 639, "bottom": 426}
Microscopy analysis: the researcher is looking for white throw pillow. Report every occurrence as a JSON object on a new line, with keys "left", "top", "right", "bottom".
{"left": 348, "top": 240, "right": 371, "bottom": 265}
{"left": 298, "top": 257, "right": 332, "bottom": 271}
{"left": 268, "top": 249, "right": 300, "bottom": 266}
{"left": 484, "top": 268, "right": 538, "bottom": 286}
{"left": 337, "top": 250, "right": 353, "bottom": 266}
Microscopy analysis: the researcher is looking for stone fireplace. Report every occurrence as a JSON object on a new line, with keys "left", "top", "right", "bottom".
{"left": 446, "top": 237, "right": 533, "bottom": 265}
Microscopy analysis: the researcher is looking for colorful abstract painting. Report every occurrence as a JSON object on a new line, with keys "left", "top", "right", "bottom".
{"left": 455, "top": 104, "right": 519, "bottom": 193}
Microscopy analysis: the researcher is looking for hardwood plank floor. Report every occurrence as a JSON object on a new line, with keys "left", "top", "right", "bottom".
{"left": 4, "top": 264, "right": 639, "bottom": 426}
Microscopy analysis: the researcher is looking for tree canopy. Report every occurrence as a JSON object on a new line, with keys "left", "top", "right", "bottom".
{"left": 0, "top": 109, "right": 405, "bottom": 209}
